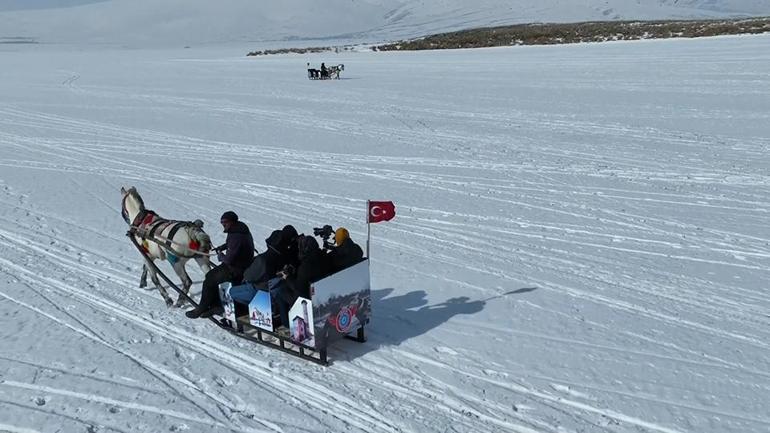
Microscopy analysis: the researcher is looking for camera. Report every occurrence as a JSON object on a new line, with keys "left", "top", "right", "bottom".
{"left": 312, "top": 224, "right": 335, "bottom": 250}
{"left": 277, "top": 264, "right": 295, "bottom": 279}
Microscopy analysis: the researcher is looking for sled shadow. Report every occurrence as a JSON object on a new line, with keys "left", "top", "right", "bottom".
{"left": 331, "top": 287, "right": 537, "bottom": 362}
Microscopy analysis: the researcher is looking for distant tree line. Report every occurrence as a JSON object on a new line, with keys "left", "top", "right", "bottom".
{"left": 374, "top": 17, "right": 770, "bottom": 51}
{"left": 247, "top": 46, "right": 353, "bottom": 56}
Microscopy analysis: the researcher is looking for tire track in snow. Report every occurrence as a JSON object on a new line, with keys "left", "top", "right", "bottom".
{"left": 0, "top": 232, "right": 412, "bottom": 433}
{"left": 0, "top": 423, "right": 41, "bottom": 433}
{"left": 5, "top": 111, "right": 769, "bottom": 363}
{"left": 0, "top": 288, "right": 271, "bottom": 433}
{"left": 0, "top": 380, "right": 259, "bottom": 432}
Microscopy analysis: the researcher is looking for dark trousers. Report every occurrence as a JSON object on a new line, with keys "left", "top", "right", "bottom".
{"left": 278, "top": 297, "right": 290, "bottom": 329}
{"left": 199, "top": 264, "right": 240, "bottom": 310}
{"left": 270, "top": 281, "right": 291, "bottom": 328}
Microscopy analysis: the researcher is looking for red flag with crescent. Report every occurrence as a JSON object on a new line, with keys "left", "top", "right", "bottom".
{"left": 368, "top": 201, "right": 396, "bottom": 223}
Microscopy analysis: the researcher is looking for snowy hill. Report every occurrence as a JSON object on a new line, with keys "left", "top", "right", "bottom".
{"left": 0, "top": 0, "right": 768, "bottom": 46}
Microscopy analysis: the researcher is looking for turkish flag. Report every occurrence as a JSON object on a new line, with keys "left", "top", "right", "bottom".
{"left": 368, "top": 201, "right": 396, "bottom": 223}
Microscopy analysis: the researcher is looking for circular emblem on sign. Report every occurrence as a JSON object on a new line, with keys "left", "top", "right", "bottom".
{"left": 335, "top": 307, "right": 353, "bottom": 333}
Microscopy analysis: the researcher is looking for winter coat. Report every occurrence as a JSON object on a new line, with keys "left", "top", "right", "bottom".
{"left": 243, "top": 230, "right": 293, "bottom": 283}
{"left": 282, "top": 247, "right": 333, "bottom": 302}
{"left": 279, "top": 225, "right": 300, "bottom": 267}
{"left": 328, "top": 238, "right": 364, "bottom": 272}
{"left": 220, "top": 221, "right": 254, "bottom": 274}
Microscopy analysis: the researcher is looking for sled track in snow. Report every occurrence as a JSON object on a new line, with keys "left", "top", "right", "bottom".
{"left": 3, "top": 105, "right": 769, "bottom": 358}
{"left": 2, "top": 39, "right": 770, "bottom": 433}
{"left": 0, "top": 226, "right": 543, "bottom": 432}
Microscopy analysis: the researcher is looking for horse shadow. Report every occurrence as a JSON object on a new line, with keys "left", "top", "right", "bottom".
{"left": 330, "top": 287, "right": 537, "bottom": 363}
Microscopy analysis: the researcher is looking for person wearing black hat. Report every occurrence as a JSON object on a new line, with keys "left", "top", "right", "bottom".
{"left": 273, "top": 235, "right": 333, "bottom": 328}
{"left": 186, "top": 211, "right": 254, "bottom": 319}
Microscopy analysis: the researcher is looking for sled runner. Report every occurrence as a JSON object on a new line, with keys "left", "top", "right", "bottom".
{"left": 221, "top": 259, "right": 371, "bottom": 357}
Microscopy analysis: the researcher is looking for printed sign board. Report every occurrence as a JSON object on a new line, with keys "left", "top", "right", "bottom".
{"left": 218, "top": 281, "right": 237, "bottom": 327}
{"left": 288, "top": 297, "right": 315, "bottom": 347}
{"left": 248, "top": 290, "right": 274, "bottom": 332}
{"left": 311, "top": 259, "right": 371, "bottom": 350}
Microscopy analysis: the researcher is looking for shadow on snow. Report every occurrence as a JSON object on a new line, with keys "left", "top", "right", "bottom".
{"left": 329, "top": 287, "right": 537, "bottom": 362}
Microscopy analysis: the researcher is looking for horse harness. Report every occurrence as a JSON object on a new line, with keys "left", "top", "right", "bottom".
{"left": 123, "top": 195, "right": 206, "bottom": 259}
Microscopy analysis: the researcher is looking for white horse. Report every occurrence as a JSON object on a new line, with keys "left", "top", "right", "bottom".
{"left": 328, "top": 64, "right": 344, "bottom": 79}
{"left": 121, "top": 186, "right": 212, "bottom": 307}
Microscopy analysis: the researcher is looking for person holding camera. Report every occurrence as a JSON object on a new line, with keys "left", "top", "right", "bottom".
{"left": 274, "top": 235, "right": 333, "bottom": 328}
{"left": 327, "top": 227, "right": 364, "bottom": 272}
{"left": 186, "top": 211, "right": 254, "bottom": 319}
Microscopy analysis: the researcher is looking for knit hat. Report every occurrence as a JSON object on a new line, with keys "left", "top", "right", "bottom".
{"left": 220, "top": 211, "right": 238, "bottom": 222}
{"left": 334, "top": 227, "right": 349, "bottom": 245}
{"left": 265, "top": 230, "right": 282, "bottom": 250}
{"left": 281, "top": 225, "right": 298, "bottom": 242}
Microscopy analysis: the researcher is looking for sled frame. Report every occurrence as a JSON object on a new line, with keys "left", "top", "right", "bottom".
{"left": 127, "top": 230, "right": 366, "bottom": 365}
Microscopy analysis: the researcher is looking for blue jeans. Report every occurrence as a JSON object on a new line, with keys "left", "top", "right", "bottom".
{"left": 230, "top": 278, "right": 288, "bottom": 327}
{"left": 230, "top": 277, "right": 283, "bottom": 304}
{"left": 229, "top": 283, "right": 258, "bottom": 304}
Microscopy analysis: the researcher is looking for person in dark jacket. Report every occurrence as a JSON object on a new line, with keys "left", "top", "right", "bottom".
{"left": 274, "top": 235, "right": 333, "bottom": 327}
{"left": 186, "top": 211, "right": 254, "bottom": 318}
{"left": 327, "top": 227, "right": 364, "bottom": 272}
{"left": 242, "top": 230, "right": 283, "bottom": 285}
{"left": 320, "top": 63, "right": 328, "bottom": 79}
{"left": 230, "top": 224, "right": 301, "bottom": 305}
{"left": 280, "top": 224, "right": 300, "bottom": 266}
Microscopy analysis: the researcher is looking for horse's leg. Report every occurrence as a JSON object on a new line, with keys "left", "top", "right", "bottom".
{"left": 194, "top": 254, "right": 212, "bottom": 275}
{"left": 179, "top": 254, "right": 212, "bottom": 308}
{"left": 147, "top": 261, "right": 174, "bottom": 307}
{"left": 172, "top": 259, "right": 193, "bottom": 308}
{"left": 139, "top": 264, "right": 148, "bottom": 288}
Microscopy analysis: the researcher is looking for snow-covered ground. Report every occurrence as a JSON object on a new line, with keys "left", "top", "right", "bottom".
{"left": 1, "top": 0, "right": 769, "bottom": 46}
{"left": 1, "top": 34, "right": 770, "bottom": 433}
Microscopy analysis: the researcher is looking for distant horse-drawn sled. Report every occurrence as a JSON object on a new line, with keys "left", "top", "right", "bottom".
{"left": 121, "top": 186, "right": 374, "bottom": 365}
{"left": 307, "top": 62, "right": 344, "bottom": 80}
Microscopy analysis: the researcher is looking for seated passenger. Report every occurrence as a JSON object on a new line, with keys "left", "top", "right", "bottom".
{"left": 186, "top": 211, "right": 254, "bottom": 318}
{"left": 274, "top": 235, "right": 333, "bottom": 327}
{"left": 327, "top": 227, "right": 363, "bottom": 272}
{"left": 280, "top": 224, "right": 300, "bottom": 267}
{"left": 320, "top": 62, "right": 328, "bottom": 79}
{"left": 230, "top": 225, "right": 300, "bottom": 304}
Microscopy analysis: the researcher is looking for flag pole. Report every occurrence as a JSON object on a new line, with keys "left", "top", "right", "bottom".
{"left": 366, "top": 200, "right": 371, "bottom": 259}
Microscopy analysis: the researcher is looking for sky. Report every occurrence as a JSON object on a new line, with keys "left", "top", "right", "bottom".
{"left": 0, "top": 0, "right": 106, "bottom": 11}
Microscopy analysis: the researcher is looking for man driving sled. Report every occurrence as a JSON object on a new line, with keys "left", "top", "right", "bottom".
{"left": 186, "top": 211, "right": 254, "bottom": 319}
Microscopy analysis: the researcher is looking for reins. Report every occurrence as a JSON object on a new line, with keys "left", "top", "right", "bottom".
{"left": 130, "top": 222, "right": 215, "bottom": 259}
{"left": 123, "top": 189, "right": 213, "bottom": 259}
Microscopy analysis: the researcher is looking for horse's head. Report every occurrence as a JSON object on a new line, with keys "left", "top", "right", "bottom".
{"left": 121, "top": 186, "right": 145, "bottom": 225}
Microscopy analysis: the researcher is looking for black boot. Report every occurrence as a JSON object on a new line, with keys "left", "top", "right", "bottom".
{"left": 185, "top": 306, "right": 207, "bottom": 319}
{"left": 200, "top": 305, "right": 224, "bottom": 318}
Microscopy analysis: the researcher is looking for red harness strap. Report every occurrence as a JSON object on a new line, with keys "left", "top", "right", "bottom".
{"left": 141, "top": 213, "right": 156, "bottom": 226}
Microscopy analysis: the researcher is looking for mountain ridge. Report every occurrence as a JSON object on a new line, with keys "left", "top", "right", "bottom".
{"left": 0, "top": 0, "right": 768, "bottom": 46}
